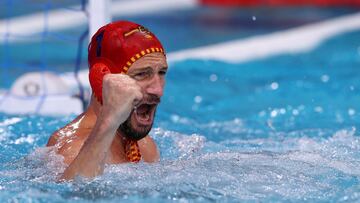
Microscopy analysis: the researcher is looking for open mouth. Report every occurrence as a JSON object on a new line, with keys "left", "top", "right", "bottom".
{"left": 134, "top": 103, "right": 156, "bottom": 126}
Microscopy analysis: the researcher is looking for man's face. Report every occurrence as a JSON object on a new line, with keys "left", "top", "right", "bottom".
{"left": 118, "top": 53, "right": 168, "bottom": 140}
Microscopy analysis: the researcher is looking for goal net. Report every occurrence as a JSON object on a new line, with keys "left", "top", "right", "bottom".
{"left": 0, "top": 0, "right": 110, "bottom": 115}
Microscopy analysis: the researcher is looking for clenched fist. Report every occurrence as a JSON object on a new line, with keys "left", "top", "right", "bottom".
{"left": 101, "top": 74, "right": 143, "bottom": 127}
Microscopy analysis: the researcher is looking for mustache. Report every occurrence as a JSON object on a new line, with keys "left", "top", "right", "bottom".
{"left": 141, "top": 94, "right": 160, "bottom": 105}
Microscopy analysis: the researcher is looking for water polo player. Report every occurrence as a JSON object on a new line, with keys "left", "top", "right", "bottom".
{"left": 46, "top": 21, "right": 168, "bottom": 180}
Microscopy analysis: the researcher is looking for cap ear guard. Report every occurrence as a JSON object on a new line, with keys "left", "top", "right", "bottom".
{"left": 89, "top": 58, "right": 113, "bottom": 105}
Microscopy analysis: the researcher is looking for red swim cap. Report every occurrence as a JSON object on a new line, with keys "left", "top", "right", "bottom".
{"left": 88, "top": 21, "right": 165, "bottom": 104}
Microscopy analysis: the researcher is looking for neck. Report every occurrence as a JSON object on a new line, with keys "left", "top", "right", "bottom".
{"left": 88, "top": 95, "right": 101, "bottom": 116}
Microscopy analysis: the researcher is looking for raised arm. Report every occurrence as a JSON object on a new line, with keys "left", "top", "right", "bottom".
{"left": 60, "top": 74, "right": 142, "bottom": 180}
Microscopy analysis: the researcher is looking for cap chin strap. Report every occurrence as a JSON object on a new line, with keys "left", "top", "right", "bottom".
{"left": 125, "top": 139, "right": 142, "bottom": 162}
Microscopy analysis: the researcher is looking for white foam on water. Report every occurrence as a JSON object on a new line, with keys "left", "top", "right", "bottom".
{"left": 169, "top": 115, "right": 247, "bottom": 135}
{"left": 0, "top": 117, "right": 22, "bottom": 126}
{"left": 0, "top": 147, "right": 66, "bottom": 182}
{"left": 1, "top": 125, "right": 360, "bottom": 202}
{"left": 56, "top": 128, "right": 360, "bottom": 201}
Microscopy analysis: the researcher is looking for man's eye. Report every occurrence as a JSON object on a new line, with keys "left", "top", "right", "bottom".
{"left": 136, "top": 72, "right": 146, "bottom": 77}
{"left": 159, "top": 70, "right": 167, "bottom": 76}
{"left": 133, "top": 71, "right": 150, "bottom": 80}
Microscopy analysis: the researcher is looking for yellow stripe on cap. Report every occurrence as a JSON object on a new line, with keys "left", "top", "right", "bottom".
{"left": 122, "top": 47, "right": 166, "bottom": 73}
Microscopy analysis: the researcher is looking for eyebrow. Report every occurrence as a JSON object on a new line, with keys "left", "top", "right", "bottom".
{"left": 133, "top": 66, "right": 168, "bottom": 71}
{"left": 131, "top": 66, "right": 152, "bottom": 73}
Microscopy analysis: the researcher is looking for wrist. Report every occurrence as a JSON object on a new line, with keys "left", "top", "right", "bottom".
{"left": 97, "top": 108, "right": 121, "bottom": 132}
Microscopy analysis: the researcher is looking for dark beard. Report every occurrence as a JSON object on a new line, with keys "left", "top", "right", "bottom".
{"left": 119, "top": 94, "right": 160, "bottom": 140}
{"left": 118, "top": 112, "right": 154, "bottom": 141}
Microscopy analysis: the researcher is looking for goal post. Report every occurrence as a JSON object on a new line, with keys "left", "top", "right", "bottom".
{"left": 88, "top": 0, "right": 112, "bottom": 40}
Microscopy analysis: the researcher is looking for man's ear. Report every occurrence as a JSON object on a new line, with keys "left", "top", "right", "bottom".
{"left": 89, "top": 60, "right": 111, "bottom": 105}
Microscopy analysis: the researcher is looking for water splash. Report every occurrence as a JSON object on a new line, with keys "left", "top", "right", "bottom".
{"left": 56, "top": 128, "right": 360, "bottom": 202}
{"left": 0, "top": 126, "right": 359, "bottom": 202}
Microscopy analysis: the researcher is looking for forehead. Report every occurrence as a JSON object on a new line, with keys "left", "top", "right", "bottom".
{"left": 128, "top": 52, "right": 167, "bottom": 71}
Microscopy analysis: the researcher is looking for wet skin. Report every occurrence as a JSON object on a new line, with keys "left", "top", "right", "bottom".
{"left": 46, "top": 53, "right": 168, "bottom": 179}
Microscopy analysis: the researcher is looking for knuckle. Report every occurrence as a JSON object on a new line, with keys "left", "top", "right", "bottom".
{"left": 103, "top": 74, "right": 115, "bottom": 84}
{"left": 102, "top": 75, "right": 110, "bottom": 83}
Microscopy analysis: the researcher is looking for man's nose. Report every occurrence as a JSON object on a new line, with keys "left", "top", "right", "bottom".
{"left": 145, "top": 75, "right": 164, "bottom": 97}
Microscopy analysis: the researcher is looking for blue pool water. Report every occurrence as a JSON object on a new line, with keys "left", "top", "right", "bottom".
{"left": 1, "top": 6, "right": 358, "bottom": 88}
{"left": 0, "top": 26, "right": 360, "bottom": 202}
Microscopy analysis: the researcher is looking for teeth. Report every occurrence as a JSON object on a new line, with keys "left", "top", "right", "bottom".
{"left": 134, "top": 104, "right": 154, "bottom": 123}
{"left": 137, "top": 111, "right": 150, "bottom": 121}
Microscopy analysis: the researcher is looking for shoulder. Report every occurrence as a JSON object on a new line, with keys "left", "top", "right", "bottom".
{"left": 46, "top": 113, "right": 87, "bottom": 147}
{"left": 46, "top": 113, "right": 92, "bottom": 164}
{"left": 46, "top": 122, "right": 76, "bottom": 147}
{"left": 48, "top": 126, "right": 91, "bottom": 165}
{"left": 46, "top": 131, "right": 60, "bottom": 147}
{"left": 138, "top": 135, "right": 160, "bottom": 162}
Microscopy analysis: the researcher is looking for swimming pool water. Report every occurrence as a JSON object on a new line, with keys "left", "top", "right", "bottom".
{"left": 2, "top": 6, "right": 358, "bottom": 88}
{"left": 0, "top": 27, "right": 359, "bottom": 202}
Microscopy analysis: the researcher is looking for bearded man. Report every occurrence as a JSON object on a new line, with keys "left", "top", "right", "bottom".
{"left": 46, "top": 21, "right": 167, "bottom": 180}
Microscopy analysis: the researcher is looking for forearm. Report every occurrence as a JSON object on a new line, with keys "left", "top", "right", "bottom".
{"left": 60, "top": 115, "right": 117, "bottom": 180}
